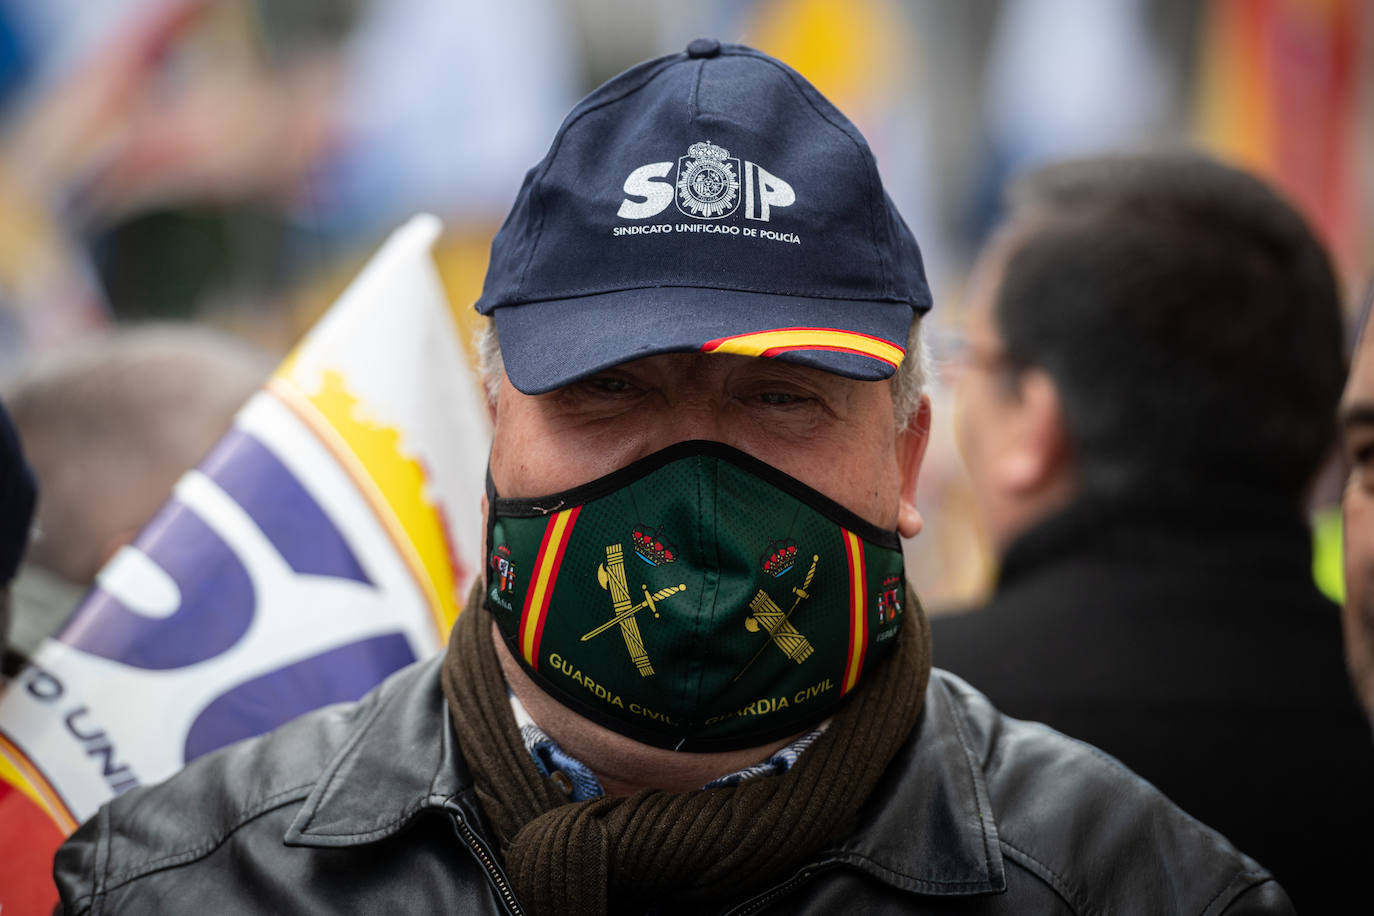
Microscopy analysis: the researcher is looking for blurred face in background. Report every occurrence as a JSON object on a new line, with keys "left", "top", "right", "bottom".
{"left": 954, "top": 224, "right": 1075, "bottom": 555}
{"left": 954, "top": 247, "right": 1018, "bottom": 548}
{"left": 1340, "top": 326, "right": 1374, "bottom": 724}
{"left": 954, "top": 228, "right": 1054, "bottom": 552}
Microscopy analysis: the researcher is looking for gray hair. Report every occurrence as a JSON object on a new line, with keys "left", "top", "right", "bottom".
{"left": 476, "top": 317, "right": 929, "bottom": 432}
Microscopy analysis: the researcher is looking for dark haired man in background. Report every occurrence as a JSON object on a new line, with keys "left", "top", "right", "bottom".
{"left": 933, "top": 152, "right": 1374, "bottom": 912}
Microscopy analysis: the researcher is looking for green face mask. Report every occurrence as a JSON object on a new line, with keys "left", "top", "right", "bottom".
{"left": 485, "top": 441, "right": 907, "bottom": 751}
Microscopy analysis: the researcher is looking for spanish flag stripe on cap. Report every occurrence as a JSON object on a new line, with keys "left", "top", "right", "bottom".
{"left": 842, "top": 530, "right": 868, "bottom": 694}
{"left": 702, "top": 328, "right": 905, "bottom": 368}
{"left": 519, "top": 507, "right": 581, "bottom": 667}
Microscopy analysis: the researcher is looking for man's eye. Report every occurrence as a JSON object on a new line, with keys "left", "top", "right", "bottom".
{"left": 1348, "top": 434, "right": 1374, "bottom": 469}
{"left": 1346, "top": 436, "right": 1374, "bottom": 492}
{"left": 587, "top": 376, "right": 631, "bottom": 394}
{"left": 756, "top": 391, "right": 816, "bottom": 407}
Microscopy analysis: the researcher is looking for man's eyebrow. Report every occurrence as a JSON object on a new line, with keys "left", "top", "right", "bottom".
{"left": 1340, "top": 403, "right": 1374, "bottom": 430}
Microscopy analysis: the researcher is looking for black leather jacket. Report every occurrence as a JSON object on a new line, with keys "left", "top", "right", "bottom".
{"left": 54, "top": 659, "right": 1292, "bottom": 915}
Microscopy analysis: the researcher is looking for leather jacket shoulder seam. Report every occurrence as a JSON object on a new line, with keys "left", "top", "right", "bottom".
{"left": 998, "top": 838, "right": 1085, "bottom": 915}
{"left": 1200, "top": 869, "right": 1275, "bottom": 916}
{"left": 1041, "top": 729, "right": 1141, "bottom": 781}
{"left": 99, "top": 782, "right": 315, "bottom": 892}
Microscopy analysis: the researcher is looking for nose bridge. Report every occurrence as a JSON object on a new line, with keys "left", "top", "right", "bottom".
{"left": 665, "top": 398, "right": 730, "bottom": 444}
{"left": 626, "top": 355, "right": 741, "bottom": 457}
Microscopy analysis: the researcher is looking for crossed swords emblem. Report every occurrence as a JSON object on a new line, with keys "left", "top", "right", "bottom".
{"left": 584, "top": 542, "right": 820, "bottom": 680}
{"left": 735, "top": 553, "right": 819, "bottom": 681}
{"left": 585, "top": 544, "right": 685, "bottom": 677}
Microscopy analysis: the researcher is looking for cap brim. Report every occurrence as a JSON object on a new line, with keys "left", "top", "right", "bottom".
{"left": 492, "top": 287, "right": 917, "bottom": 395}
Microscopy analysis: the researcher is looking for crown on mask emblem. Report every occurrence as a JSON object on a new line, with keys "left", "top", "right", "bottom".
{"left": 761, "top": 538, "right": 799, "bottom": 577}
{"left": 632, "top": 525, "right": 678, "bottom": 566}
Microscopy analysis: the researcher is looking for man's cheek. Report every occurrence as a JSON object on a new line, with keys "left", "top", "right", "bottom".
{"left": 1343, "top": 480, "right": 1374, "bottom": 580}
{"left": 1341, "top": 484, "right": 1374, "bottom": 714}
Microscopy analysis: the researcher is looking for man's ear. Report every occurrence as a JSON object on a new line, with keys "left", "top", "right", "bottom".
{"left": 479, "top": 491, "right": 490, "bottom": 588}
{"left": 896, "top": 394, "right": 932, "bottom": 539}
{"left": 997, "top": 368, "right": 1070, "bottom": 496}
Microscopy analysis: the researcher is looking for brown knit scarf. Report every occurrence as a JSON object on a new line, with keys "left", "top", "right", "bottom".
{"left": 441, "top": 589, "right": 930, "bottom": 916}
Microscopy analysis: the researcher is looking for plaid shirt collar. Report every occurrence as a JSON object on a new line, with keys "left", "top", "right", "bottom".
{"left": 509, "top": 692, "right": 826, "bottom": 802}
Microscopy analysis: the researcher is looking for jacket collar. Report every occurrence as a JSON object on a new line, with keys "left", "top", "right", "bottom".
{"left": 284, "top": 655, "right": 1006, "bottom": 897}
{"left": 283, "top": 656, "right": 477, "bottom": 847}
{"left": 811, "top": 671, "right": 1006, "bottom": 896}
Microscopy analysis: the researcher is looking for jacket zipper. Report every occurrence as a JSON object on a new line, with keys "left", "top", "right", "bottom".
{"left": 447, "top": 805, "right": 525, "bottom": 916}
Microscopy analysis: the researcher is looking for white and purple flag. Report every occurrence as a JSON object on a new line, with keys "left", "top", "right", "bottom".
{"left": 0, "top": 214, "right": 489, "bottom": 914}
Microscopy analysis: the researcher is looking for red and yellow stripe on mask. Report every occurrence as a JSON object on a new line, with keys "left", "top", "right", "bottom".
{"left": 518, "top": 507, "right": 582, "bottom": 668}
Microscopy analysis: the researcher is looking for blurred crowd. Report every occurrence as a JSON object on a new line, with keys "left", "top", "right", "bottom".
{"left": 1, "top": 0, "right": 1370, "bottom": 608}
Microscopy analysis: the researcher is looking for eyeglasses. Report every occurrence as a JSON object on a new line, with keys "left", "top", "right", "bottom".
{"left": 939, "top": 332, "right": 1022, "bottom": 377}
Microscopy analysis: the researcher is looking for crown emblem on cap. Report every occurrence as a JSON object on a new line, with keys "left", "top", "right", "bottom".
{"left": 631, "top": 525, "right": 678, "bottom": 566}
{"left": 677, "top": 139, "right": 741, "bottom": 219}
{"left": 761, "top": 539, "right": 799, "bottom": 577}
{"left": 688, "top": 140, "right": 730, "bottom": 162}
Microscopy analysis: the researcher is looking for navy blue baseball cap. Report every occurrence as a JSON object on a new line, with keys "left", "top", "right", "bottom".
{"left": 475, "top": 39, "right": 932, "bottom": 394}
{"left": 0, "top": 400, "right": 35, "bottom": 585}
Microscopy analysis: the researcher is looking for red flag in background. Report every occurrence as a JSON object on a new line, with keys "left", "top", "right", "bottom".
{"left": 1195, "top": 0, "right": 1370, "bottom": 282}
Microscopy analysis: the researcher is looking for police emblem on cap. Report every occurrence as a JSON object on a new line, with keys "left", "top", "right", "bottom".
{"left": 676, "top": 141, "right": 741, "bottom": 219}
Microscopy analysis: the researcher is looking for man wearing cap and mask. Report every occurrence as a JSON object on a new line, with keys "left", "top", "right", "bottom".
{"left": 55, "top": 43, "right": 1292, "bottom": 915}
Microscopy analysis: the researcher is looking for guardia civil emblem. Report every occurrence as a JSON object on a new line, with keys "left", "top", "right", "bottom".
{"left": 736, "top": 553, "right": 820, "bottom": 679}
{"left": 584, "top": 543, "right": 687, "bottom": 677}
{"left": 676, "top": 140, "right": 741, "bottom": 219}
